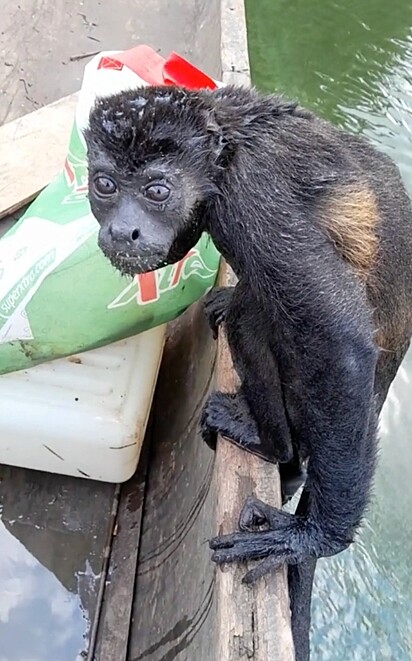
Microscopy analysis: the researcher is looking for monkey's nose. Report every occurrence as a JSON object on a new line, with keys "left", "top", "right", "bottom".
{"left": 108, "top": 222, "right": 140, "bottom": 244}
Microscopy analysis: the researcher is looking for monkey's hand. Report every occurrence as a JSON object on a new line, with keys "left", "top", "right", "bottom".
{"left": 200, "top": 391, "right": 282, "bottom": 463}
{"left": 203, "top": 287, "right": 234, "bottom": 339}
{"left": 200, "top": 391, "right": 260, "bottom": 452}
{"left": 210, "top": 496, "right": 352, "bottom": 584}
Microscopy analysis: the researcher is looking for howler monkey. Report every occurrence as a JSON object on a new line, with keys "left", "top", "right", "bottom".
{"left": 85, "top": 85, "right": 412, "bottom": 661}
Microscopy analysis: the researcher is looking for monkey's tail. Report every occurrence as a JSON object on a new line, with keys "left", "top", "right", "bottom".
{"left": 288, "top": 486, "right": 315, "bottom": 661}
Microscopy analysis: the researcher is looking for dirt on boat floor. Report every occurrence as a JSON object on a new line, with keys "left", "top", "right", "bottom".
{"left": 0, "top": 0, "right": 220, "bottom": 124}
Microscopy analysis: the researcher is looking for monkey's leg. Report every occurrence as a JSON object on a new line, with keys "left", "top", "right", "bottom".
{"left": 203, "top": 286, "right": 234, "bottom": 338}
{"left": 209, "top": 405, "right": 376, "bottom": 573}
{"left": 201, "top": 285, "right": 294, "bottom": 464}
{"left": 201, "top": 392, "right": 305, "bottom": 498}
{"left": 209, "top": 423, "right": 376, "bottom": 577}
{"left": 283, "top": 341, "right": 411, "bottom": 661}
{"left": 201, "top": 390, "right": 285, "bottom": 464}
{"left": 201, "top": 394, "right": 305, "bottom": 500}
{"left": 209, "top": 307, "right": 378, "bottom": 603}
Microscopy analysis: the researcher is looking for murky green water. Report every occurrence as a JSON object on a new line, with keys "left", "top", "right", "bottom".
{"left": 246, "top": 2, "right": 412, "bottom": 659}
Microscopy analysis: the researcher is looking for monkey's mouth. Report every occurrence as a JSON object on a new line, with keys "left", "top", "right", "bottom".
{"left": 100, "top": 245, "right": 171, "bottom": 277}
{"left": 106, "top": 250, "right": 170, "bottom": 276}
{"left": 98, "top": 231, "right": 192, "bottom": 277}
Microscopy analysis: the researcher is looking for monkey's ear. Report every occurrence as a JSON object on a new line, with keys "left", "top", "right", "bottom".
{"left": 205, "top": 111, "right": 234, "bottom": 167}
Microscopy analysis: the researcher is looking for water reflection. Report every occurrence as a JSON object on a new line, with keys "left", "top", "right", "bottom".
{"left": 0, "top": 519, "right": 89, "bottom": 661}
{"left": 246, "top": 0, "right": 412, "bottom": 658}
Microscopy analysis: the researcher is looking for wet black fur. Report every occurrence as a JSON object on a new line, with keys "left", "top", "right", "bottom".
{"left": 85, "top": 85, "right": 412, "bottom": 661}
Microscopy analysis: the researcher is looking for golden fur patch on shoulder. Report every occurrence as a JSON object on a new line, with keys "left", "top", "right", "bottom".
{"left": 319, "top": 185, "right": 379, "bottom": 278}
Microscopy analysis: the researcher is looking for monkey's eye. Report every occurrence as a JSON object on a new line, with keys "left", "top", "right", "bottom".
{"left": 93, "top": 175, "right": 118, "bottom": 197}
{"left": 144, "top": 183, "right": 171, "bottom": 203}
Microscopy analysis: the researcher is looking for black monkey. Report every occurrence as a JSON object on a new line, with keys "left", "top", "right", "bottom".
{"left": 84, "top": 85, "right": 412, "bottom": 660}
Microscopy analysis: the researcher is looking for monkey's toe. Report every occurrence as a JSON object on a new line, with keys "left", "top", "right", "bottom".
{"left": 210, "top": 527, "right": 304, "bottom": 587}
{"left": 210, "top": 498, "right": 310, "bottom": 582}
{"left": 242, "top": 556, "right": 286, "bottom": 584}
{"left": 238, "top": 496, "right": 294, "bottom": 532}
{"left": 210, "top": 528, "right": 293, "bottom": 569}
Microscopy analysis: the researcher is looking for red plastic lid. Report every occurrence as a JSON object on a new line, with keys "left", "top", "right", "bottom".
{"left": 107, "top": 44, "right": 217, "bottom": 90}
{"left": 163, "top": 52, "right": 217, "bottom": 89}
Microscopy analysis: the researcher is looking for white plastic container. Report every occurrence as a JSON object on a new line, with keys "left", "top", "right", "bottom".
{"left": 0, "top": 326, "right": 165, "bottom": 482}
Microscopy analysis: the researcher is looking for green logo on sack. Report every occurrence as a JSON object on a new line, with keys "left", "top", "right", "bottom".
{"left": 108, "top": 247, "right": 218, "bottom": 308}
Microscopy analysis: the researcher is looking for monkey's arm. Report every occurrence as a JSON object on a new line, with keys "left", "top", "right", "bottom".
{"left": 203, "top": 286, "right": 234, "bottom": 338}
{"left": 202, "top": 280, "right": 296, "bottom": 464}
{"left": 209, "top": 284, "right": 378, "bottom": 581}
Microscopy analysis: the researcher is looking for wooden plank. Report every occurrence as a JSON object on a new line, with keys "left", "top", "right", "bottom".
{"left": 213, "top": 267, "right": 295, "bottom": 661}
{"left": 0, "top": 93, "right": 78, "bottom": 219}
{"left": 91, "top": 441, "right": 150, "bottom": 661}
{"left": 214, "top": 1, "right": 295, "bottom": 659}
{"left": 127, "top": 303, "right": 219, "bottom": 661}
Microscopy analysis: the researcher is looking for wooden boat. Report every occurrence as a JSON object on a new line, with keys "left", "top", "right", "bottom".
{"left": 0, "top": 1, "right": 294, "bottom": 658}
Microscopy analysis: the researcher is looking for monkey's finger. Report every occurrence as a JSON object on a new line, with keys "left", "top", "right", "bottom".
{"left": 212, "top": 547, "right": 251, "bottom": 564}
{"left": 209, "top": 531, "right": 243, "bottom": 550}
{"left": 211, "top": 541, "right": 275, "bottom": 565}
{"left": 210, "top": 531, "right": 285, "bottom": 565}
{"left": 242, "top": 555, "right": 286, "bottom": 585}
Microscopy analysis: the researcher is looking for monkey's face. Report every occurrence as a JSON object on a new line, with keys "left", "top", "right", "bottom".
{"left": 85, "top": 87, "right": 222, "bottom": 276}
{"left": 86, "top": 158, "right": 206, "bottom": 275}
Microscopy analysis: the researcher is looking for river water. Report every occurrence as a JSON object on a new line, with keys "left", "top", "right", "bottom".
{"left": 245, "top": 2, "right": 412, "bottom": 659}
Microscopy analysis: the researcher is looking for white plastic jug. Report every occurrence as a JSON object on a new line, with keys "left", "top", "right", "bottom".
{"left": 0, "top": 326, "right": 165, "bottom": 482}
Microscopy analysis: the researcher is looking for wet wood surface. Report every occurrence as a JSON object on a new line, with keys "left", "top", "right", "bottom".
{"left": 213, "top": 270, "right": 295, "bottom": 661}
{"left": 92, "top": 444, "right": 150, "bottom": 661}
{"left": 127, "top": 303, "right": 218, "bottom": 661}
{"left": 215, "top": 1, "right": 295, "bottom": 657}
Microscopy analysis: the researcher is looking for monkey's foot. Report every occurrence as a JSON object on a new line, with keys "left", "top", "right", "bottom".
{"left": 203, "top": 287, "right": 233, "bottom": 338}
{"left": 210, "top": 496, "right": 351, "bottom": 584}
{"left": 200, "top": 391, "right": 278, "bottom": 463}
